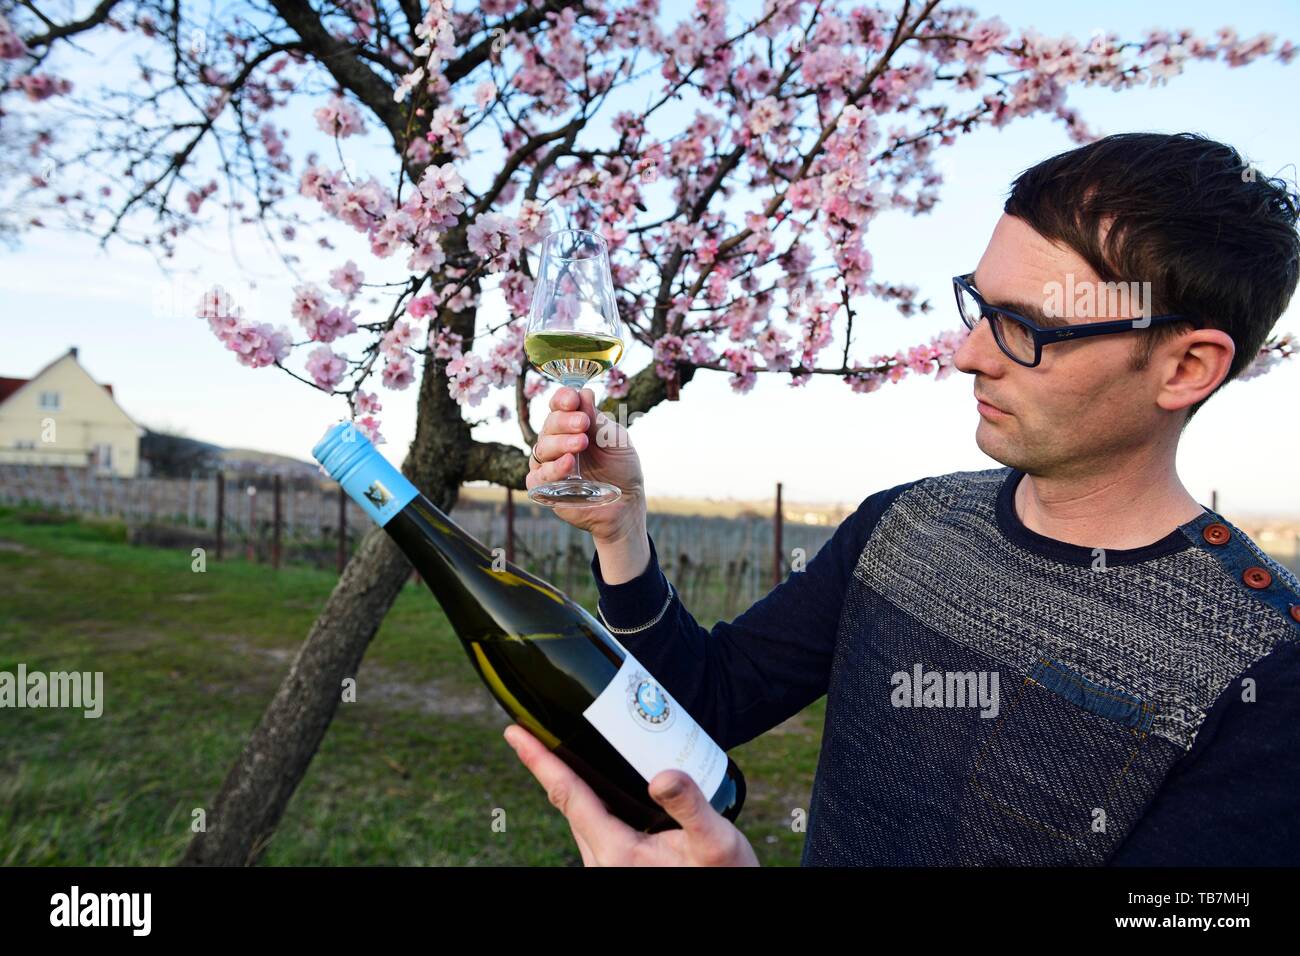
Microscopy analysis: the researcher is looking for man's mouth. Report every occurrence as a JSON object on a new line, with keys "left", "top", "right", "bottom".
{"left": 975, "top": 393, "right": 1011, "bottom": 418}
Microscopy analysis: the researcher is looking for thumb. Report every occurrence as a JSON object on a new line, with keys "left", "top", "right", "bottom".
{"left": 581, "top": 387, "right": 600, "bottom": 422}
{"left": 648, "top": 770, "right": 716, "bottom": 834}
{"left": 582, "top": 388, "right": 608, "bottom": 435}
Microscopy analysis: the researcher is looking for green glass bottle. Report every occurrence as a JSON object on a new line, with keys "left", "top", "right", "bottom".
{"left": 313, "top": 422, "right": 746, "bottom": 833}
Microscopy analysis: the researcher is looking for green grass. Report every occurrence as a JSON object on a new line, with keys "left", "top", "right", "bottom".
{"left": 0, "top": 504, "right": 824, "bottom": 866}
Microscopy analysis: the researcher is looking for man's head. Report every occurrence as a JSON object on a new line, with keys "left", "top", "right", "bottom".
{"left": 953, "top": 131, "right": 1299, "bottom": 478}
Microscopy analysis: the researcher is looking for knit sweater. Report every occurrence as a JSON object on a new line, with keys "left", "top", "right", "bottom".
{"left": 590, "top": 466, "right": 1300, "bottom": 865}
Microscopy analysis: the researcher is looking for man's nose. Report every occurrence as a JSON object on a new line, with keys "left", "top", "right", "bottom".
{"left": 953, "top": 314, "right": 1001, "bottom": 375}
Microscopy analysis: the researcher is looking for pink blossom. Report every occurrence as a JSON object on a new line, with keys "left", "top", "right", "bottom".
{"left": 686, "top": 335, "right": 717, "bottom": 365}
{"left": 292, "top": 283, "right": 327, "bottom": 331}
{"left": 12, "top": 73, "right": 73, "bottom": 102}
{"left": 355, "top": 390, "right": 382, "bottom": 416}
{"left": 328, "top": 259, "right": 365, "bottom": 298}
{"left": 516, "top": 199, "right": 551, "bottom": 247}
{"left": 405, "top": 137, "right": 432, "bottom": 166}
{"left": 652, "top": 333, "right": 684, "bottom": 379}
{"left": 228, "top": 323, "right": 291, "bottom": 369}
{"left": 305, "top": 346, "right": 347, "bottom": 390}
{"left": 260, "top": 122, "right": 286, "bottom": 162}
{"left": 185, "top": 180, "right": 218, "bottom": 215}
{"left": 197, "top": 286, "right": 243, "bottom": 343}
{"left": 429, "top": 327, "right": 464, "bottom": 359}
{"left": 747, "top": 96, "right": 783, "bottom": 135}
{"left": 407, "top": 236, "right": 446, "bottom": 273}
{"left": 381, "top": 320, "right": 415, "bottom": 358}
{"left": 406, "top": 294, "right": 437, "bottom": 320}
{"left": 353, "top": 415, "right": 384, "bottom": 445}
{"left": 720, "top": 347, "right": 759, "bottom": 393}
{"left": 299, "top": 162, "right": 337, "bottom": 202}
{"left": 413, "top": 0, "right": 457, "bottom": 74}
{"left": 1145, "top": 43, "right": 1188, "bottom": 84}
{"left": 414, "top": 162, "right": 467, "bottom": 226}
{"left": 467, "top": 213, "right": 521, "bottom": 270}
{"left": 314, "top": 94, "right": 365, "bottom": 138}
{"left": 0, "top": 13, "right": 29, "bottom": 59}
{"left": 964, "top": 17, "right": 1010, "bottom": 61}
{"left": 315, "top": 305, "right": 359, "bottom": 343}
{"left": 446, "top": 352, "right": 489, "bottom": 406}
{"left": 523, "top": 375, "right": 549, "bottom": 400}
{"left": 394, "top": 66, "right": 424, "bottom": 103}
{"left": 473, "top": 80, "right": 497, "bottom": 108}
{"left": 381, "top": 352, "right": 415, "bottom": 390}
{"left": 756, "top": 327, "right": 794, "bottom": 371}
{"left": 499, "top": 271, "right": 534, "bottom": 317}
{"left": 846, "top": 365, "right": 885, "bottom": 394}
{"left": 604, "top": 367, "right": 630, "bottom": 399}
{"left": 426, "top": 104, "right": 467, "bottom": 156}
{"left": 787, "top": 177, "right": 821, "bottom": 210}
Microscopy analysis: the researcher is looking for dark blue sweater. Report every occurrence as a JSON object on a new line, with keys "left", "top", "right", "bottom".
{"left": 590, "top": 467, "right": 1300, "bottom": 865}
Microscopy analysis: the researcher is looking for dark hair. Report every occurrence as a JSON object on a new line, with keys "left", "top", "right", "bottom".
{"left": 1004, "top": 131, "right": 1299, "bottom": 424}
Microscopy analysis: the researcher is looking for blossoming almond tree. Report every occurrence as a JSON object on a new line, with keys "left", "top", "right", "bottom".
{"left": 3, "top": 1, "right": 1294, "bottom": 865}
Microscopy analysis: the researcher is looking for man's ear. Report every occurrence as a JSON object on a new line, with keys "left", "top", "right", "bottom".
{"left": 1155, "top": 328, "right": 1235, "bottom": 415}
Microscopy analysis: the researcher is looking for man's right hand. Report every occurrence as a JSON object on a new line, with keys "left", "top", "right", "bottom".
{"left": 526, "top": 386, "right": 647, "bottom": 546}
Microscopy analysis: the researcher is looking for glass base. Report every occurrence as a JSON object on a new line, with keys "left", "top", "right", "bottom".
{"left": 528, "top": 478, "right": 622, "bottom": 508}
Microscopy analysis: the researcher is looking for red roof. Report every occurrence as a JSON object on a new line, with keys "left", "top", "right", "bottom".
{"left": 0, "top": 376, "right": 114, "bottom": 405}
{"left": 0, "top": 377, "right": 26, "bottom": 404}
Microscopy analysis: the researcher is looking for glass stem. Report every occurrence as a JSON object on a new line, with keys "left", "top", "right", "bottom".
{"left": 561, "top": 376, "right": 586, "bottom": 481}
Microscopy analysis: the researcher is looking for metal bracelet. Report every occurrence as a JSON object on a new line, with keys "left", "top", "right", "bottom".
{"left": 597, "top": 581, "right": 675, "bottom": 634}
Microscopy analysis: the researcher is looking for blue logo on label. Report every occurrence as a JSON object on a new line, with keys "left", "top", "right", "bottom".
{"left": 362, "top": 480, "right": 392, "bottom": 509}
{"left": 311, "top": 422, "right": 418, "bottom": 527}
{"left": 628, "top": 674, "right": 675, "bottom": 731}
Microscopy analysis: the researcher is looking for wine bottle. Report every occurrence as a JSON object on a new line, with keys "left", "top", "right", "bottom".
{"left": 312, "top": 422, "right": 746, "bottom": 833}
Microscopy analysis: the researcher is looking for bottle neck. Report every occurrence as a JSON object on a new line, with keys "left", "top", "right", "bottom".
{"left": 334, "top": 447, "right": 420, "bottom": 528}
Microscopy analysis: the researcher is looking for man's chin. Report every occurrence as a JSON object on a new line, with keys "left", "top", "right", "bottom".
{"left": 974, "top": 420, "right": 1019, "bottom": 468}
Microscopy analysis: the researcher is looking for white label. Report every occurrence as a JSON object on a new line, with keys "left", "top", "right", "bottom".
{"left": 583, "top": 651, "right": 728, "bottom": 799}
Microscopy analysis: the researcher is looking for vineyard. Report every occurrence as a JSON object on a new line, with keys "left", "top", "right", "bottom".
{"left": 0, "top": 464, "right": 838, "bottom": 622}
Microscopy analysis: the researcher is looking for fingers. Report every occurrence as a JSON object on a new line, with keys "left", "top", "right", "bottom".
{"left": 528, "top": 397, "right": 592, "bottom": 483}
{"left": 527, "top": 451, "right": 576, "bottom": 487}
{"left": 503, "top": 724, "right": 634, "bottom": 853}
{"left": 548, "top": 385, "right": 581, "bottom": 412}
{"left": 539, "top": 408, "right": 591, "bottom": 442}
{"left": 647, "top": 770, "right": 733, "bottom": 847}
{"left": 533, "top": 428, "right": 588, "bottom": 465}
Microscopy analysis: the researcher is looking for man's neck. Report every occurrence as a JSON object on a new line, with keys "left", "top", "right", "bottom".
{"left": 1014, "top": 461, "right": 1207, "bottom": 551}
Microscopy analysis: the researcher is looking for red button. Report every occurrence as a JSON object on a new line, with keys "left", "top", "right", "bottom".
{"left": 1243, "top": 567, "right": 1272, "bottom": 590}
{"left": 1290, "top": 605, "right": 1300, "bottom": 624}
{"left": 1202, "top": 523, "right": 1231, "bottom": 545}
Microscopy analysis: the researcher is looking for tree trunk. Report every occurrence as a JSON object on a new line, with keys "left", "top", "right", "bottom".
{"left": 181, "top": 294, "right": 475, "bottom": 866}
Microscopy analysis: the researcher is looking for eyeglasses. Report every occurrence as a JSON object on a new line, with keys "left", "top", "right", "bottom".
{"left": 952, "top": 272, "right": 1197, "bottom": 368}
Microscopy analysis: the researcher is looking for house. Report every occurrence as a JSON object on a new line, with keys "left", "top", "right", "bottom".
{"left": 0, "top": 347, "right": 143, "bottom": 477}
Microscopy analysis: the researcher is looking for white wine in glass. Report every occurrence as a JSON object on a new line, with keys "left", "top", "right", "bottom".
{"left": 524, "top": 228, "right": 626, "bottom": 508}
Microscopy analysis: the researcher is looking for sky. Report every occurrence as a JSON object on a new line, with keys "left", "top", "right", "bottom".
{"left": 1, "top": 0, "right": 1297, "bottom": 516}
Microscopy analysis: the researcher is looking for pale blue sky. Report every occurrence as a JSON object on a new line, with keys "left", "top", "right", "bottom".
{"left": 1, "top": 0, "right": 1297, "bottom": 515}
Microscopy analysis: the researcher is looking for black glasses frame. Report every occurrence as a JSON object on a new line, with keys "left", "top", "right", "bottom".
{"left": 953, "top": 272, "right": 1198, "bottom": 368}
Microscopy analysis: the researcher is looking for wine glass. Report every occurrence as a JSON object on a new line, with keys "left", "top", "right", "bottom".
{"left": 524, "top": 228, "right": 625, "bottom": 508}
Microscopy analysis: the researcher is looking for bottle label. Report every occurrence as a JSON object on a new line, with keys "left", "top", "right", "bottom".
{"left": 343, "top": 457, "right": 418, "bottom": 527}
{"left": 583, "top": 652, "right": 728, "bottom": 798}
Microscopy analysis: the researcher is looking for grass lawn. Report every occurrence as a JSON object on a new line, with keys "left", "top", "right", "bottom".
{"left": 0, "top": 505, "right": 825, "bottom": 866}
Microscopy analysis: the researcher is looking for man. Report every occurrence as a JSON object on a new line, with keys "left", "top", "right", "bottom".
{"left": 508, "top": 131, "right": 1300, "bottom": 866}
